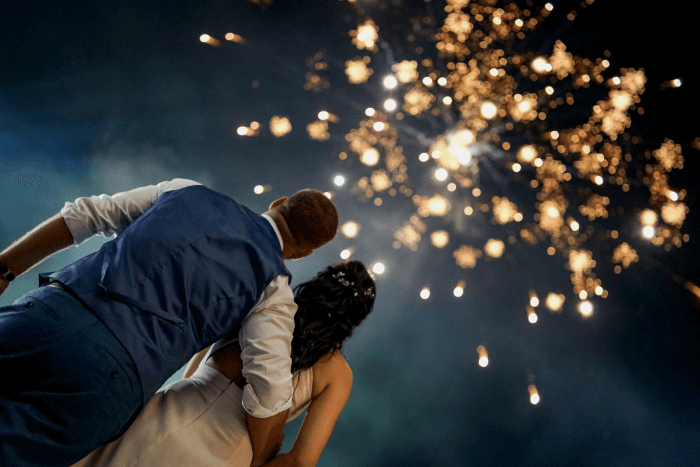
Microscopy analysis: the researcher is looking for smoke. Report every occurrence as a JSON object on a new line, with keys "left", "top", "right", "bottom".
{"left": 88, "top": 143, "right": 215, "bottom": 194}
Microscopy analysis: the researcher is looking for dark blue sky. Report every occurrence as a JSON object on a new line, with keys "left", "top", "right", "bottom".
{"left": 1, "top": 1, "right": 699, "bottom": 465}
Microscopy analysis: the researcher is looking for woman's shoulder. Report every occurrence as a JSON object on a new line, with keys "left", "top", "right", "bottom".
{"left": 312, "top": 349, "right": 352, "bottom": 375}
{"left": 310, "top": 350, "right": 353, "bottom": 398}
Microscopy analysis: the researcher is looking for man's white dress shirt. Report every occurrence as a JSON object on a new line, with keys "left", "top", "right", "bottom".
{"left": 60, "top": 178, "right": 295, "bottom": 417}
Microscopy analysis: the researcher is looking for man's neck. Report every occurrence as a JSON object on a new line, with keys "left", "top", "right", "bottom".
{"left": 261, "top": 213, "right": 283, "bottom": 250}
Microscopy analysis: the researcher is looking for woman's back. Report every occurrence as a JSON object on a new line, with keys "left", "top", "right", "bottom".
{"left": 73, "top": 344, "right": 315, "bottom": 467}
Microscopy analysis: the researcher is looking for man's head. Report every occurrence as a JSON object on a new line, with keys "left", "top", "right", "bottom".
{"left": 266, "top": 189, "right": 338, "bottom": 260}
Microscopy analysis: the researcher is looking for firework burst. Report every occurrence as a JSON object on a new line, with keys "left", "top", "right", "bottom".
{"left": 325, "top": 0, "right": 689, "bottom": 312}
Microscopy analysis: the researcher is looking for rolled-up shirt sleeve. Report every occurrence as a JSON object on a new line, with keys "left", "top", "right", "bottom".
{"left": 60, "top": 178, "right": 201, "bottom": 245}
{"left": 239, "top": 275, "right": 297, "bottom": 418}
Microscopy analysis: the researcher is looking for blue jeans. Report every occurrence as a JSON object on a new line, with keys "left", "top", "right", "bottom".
{"left": 0, "top": 285, "right": 143, "bottom": 467}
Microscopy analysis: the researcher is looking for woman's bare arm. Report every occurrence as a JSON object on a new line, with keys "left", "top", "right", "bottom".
{"left": 262, "top": 351, "right": 352, "bottom": 467}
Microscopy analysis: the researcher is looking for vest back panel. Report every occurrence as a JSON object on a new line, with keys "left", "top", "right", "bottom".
{"left": 46, "top": 185, "right": 290, "bottom": 401}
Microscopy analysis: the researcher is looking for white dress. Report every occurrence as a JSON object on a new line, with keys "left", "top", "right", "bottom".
{"left": 73, "top": 355, "right": 313, "bottom": 467}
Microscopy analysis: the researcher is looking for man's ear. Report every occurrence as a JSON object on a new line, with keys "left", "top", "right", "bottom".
{"left": 268, "top": 196, "right": 288, "bottom": 210}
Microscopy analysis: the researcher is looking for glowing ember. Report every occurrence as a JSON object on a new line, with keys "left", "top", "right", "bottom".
{"left": 224, "top": 32, "right": 245, "bottom": 44}
{"left": 640, "top": 209, "right": 658, "bottom": 226}
{"left": 578, "top": 300, "right": 594, "bottom": 317}
{"left": 527, "top": 307, "right": 538, "bottom": 324}
{"left": 360, "top": 148, "right": 380, "bottom": 166}
{"left": 415, "top": 194, "right": 451, "bottom": 217}
{"left": 612, "top": 243, "right": 639, "bottom": 269}
{"left": 341, "top": 221, "right": 361, "bottom": 238}
{"left": 420, "top": 287, "right": 431, "bottom": 299}
{"left": 380, "top": 76, "right": 396, "bottom": 91}
{"left": 661, "top": 202, "right": 687, "bottom": 227}
{"left": 528, "top": 385, "right": 540, "bottom": 405}
{"left": 545, "top": 293, "right": 565, "bottom": 313}
{"left": 269, "top": 116, "right": 292, "bottom": 137}
{"left": 492, "top": 197, "right": 518, "bottom": 224}
{"left": 430, "top": 230, "right": 450, "bottom": 249}
{"left": 403, "top": 87, "right": 434, "bottom": 116}
{"left": 199, "top": 34, "right": 220, "bottom": 46}
{"left": 484, "top": 239, "right": 505, "bottom": 258}
{"left": 351, "top": 20, "right": 379, "bottom": 51}
{"left": 306, "top": 120, "right": 329, "bottom": 141}
{"left": 393, "top": 60, "right": 419, "bottom": 84}
{"left": 477, "top": 345, "right": 489, "bottom": 368}
{"left": 371, "top": 262, "right": 386, "bottom": 275}
{"left": 454, "top": 245, "right": 482, "bottom": 269}
{"left": 453, "top": 280, "right": 465, "bottom": 297}
{"left": 340, "top": 248, "right": 354, "bottom": 260}
{"left": 370, "top": 170, "right": 392, "bottom": 191}
{"left": 480, "top": 101, "right": 498, "bottom": 119}
{"left": 517, "top": 145, "right": 537, "bottom": 164}
{"left": 345, "top": 57, "right": 373, "bottom": 84}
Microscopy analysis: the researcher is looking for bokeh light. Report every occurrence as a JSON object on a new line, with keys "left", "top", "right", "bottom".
{"left": 453, "top": 280, "right": 465, "bottom": 297}
{"left": 340, "top": 247, "right": 354, "bottom": 260}
{"left": 383, "top": 75, "right": 398, "bottom": 89}
{"left": 341, "top": 221, "right": 361, "bottom": 238}
{"left": 371, "top": 262, "right": 386, "bottom": 275}
{"left": 578, "top": 300, "right": 594, "bottom": 317}
{"left": 528, "top": 385, "right": 540, "bottom": 405}
{"left": 477, "top": 345, "right": 489, "bottom": 368}
{"left": 527, "top": 307, "right": 538, "bottom": 324}
{"left": 383, "top": 99, "right": 397, "bottom": 111}
{"left": 420, "top": 287, "right": 431, "bottom": 299}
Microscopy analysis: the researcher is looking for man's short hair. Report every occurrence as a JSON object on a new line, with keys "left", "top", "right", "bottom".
{"left": 283, "top": 189, "right": 338, "bottom": 250}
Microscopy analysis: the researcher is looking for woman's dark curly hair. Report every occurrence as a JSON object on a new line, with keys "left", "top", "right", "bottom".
{"left": 290, "top": 260, "right": 376, "bottom": 372}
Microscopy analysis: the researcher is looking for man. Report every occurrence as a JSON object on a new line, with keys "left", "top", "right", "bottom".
{"left": 0, "top": 178, "right": 338, "bottom": 466}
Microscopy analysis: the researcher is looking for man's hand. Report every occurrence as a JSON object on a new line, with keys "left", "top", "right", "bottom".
{"left": 0, "top": 213, "right": 75, "bottom": 297}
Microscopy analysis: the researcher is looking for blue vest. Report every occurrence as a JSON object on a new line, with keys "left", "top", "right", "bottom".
{"left": 41, "top": 186, "right": 290, "bottom": 402}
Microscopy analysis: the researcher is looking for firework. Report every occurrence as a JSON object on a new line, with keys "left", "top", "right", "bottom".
{"left": 325, "top": 0, "right": 689, "bottom": 306}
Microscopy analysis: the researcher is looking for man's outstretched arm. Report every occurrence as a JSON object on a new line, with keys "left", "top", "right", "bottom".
{"left": 0, "top": 178, "right": 202, "bottom": 298}
{"left": 0, "top": 213, "right": 74, "bottom": 296}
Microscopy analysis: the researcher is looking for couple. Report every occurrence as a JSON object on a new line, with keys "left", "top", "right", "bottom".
{"left": 0, "top": 179, "right": 375, "bottom": 467}
{"left": 74, "top": 260, "right": 375, "bottom": 466}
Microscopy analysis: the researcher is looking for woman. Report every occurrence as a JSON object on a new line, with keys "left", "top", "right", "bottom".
{"left": 73, "top": 260, "right": 376, "bottom": 467}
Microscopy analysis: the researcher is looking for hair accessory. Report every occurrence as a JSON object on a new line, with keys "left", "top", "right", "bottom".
{"left": 332, "top": 271, "right": 351, "bottom": 287}
{"left": 332, "top": 271, "right": 375, "bottom": 298}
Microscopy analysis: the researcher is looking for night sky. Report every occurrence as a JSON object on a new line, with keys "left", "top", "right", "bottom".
{"left": 1, "top": 1, "right": 699, "bottom": 466}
